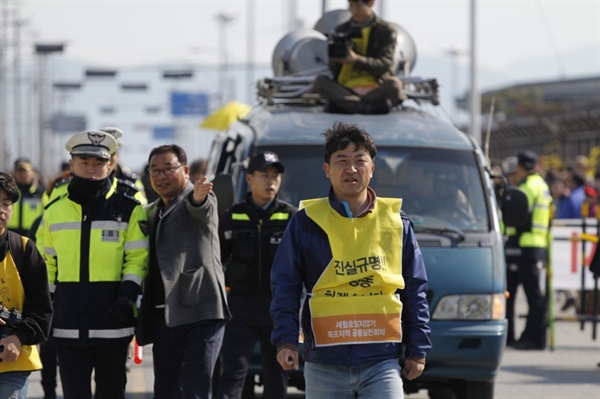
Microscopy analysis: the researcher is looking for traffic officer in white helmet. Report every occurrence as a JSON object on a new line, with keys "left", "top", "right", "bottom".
{"left": 40, "top": 130, "right": 149, "bottom": 399}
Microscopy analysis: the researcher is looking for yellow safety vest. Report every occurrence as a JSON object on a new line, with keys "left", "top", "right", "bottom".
{"left": 507, "top": 173, "right": 551, "bottom": 248}
{"left": 0, "top": 236, "right": 42, "bottom": 372}
{"left": 302, "top": 197, "right": 404, "bottom": 347}
{"left": 7, "top": 185, "right": 44, "bottom": 234}
{"left": 337, "top": 26, "right": 379, "bottom": 89}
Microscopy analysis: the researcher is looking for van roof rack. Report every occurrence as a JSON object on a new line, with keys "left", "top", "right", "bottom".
{"left": 256, "top": 75, "right": 440, "bottom": 107}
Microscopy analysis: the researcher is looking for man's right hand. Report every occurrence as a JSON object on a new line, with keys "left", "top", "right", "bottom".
{"left": 276, "top": 347, "right": 299, "bottom": 370}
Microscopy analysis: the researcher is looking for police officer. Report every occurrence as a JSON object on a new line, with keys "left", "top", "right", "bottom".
{"left": 40, "top": 130, "right": 149, "bottom": 399}
{"left": 8, "top": 158, "right": 45, "bottom": 236}
{"left": 216, "top": 151, "right": 297, "bottom": 399}
{"left": 505, "top": 150, "right": 552, "bottom": 350}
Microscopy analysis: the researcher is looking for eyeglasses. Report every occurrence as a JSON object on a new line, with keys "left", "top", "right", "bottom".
{"left": 148, "top": 165, "right": 183, "bottom": 177}
{"left": 0, "top": 202, "right": 13, "bottom": 211}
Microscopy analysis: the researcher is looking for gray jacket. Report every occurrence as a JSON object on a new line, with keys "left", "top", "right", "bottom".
{"left": 137, "top": 182, "right": 230, "bottom": 344}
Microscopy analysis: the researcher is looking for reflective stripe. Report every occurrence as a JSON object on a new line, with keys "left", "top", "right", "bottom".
{"left": 48, "top": 284, "right": 56, "bottom": 294}
{"left": 270, "top": 212, "right": 290, "bottom": 221}
{"left": 123, "top": 274, "right": 143, "bottom": 286}
{"left": 89, "top": 328, "right": 134, "bottom": 338}
{"left": 231, "top": 213, "right": 250, "bottom": 221}
{"left": 44, "top": 247, "right": 57, "bottom": 256}
{"left": 223, "top": 230, "right": 232, "bottom": 240}
{"left": 53, "top": 329, "right": 79, "bottom": 339}
{"left": 53, "top": 327, "right": 134, "bottom": 339}
{"left": 49, "top": 222, "right": 80, "bottom": 232}
{"left": 125, "top": 240, "right": 149, "bottom": 251}
{"left": 92, "top": 220, "right": 128, "bottom": 230}
{"left": 505, "top": 248, "right": 522, "bottom": 256}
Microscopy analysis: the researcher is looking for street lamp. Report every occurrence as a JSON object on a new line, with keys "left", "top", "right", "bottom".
{"left": 216, "top": 12, "right": 235, "bottom": 107}
{"left": 35, "top": 42, "right": 65, "bottom": 177}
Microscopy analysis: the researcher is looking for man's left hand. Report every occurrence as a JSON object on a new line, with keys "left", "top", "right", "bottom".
{"left": 402, "top": 358, "right": 425, "bottom": 380}
{"left": 193, "top": 176, "right": 213, "bottom": 204}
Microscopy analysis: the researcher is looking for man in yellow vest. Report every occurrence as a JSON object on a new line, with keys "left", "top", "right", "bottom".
{"left": 505, "top": 150, "right": 552, "bottom": 350}
{"left": 312, "top": 0, "right": 403, "bottom": 115}
{"left": 0, "top": 172, "right": 52, "bottom": 398}
{"left": 270, "top": 122, "right": 431, "bottom": 398}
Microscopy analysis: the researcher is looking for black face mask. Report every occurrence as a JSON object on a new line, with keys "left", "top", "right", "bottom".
{"left": 68, "top": 175, "right": 111, "bottom": 205}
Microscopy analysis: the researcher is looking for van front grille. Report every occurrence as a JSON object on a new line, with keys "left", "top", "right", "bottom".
{"left": 457, "top": 338, "right": 482, "bottom": 349}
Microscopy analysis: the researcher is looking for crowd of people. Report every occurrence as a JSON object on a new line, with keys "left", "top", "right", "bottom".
{"left": 1, "top": 0, "right": 596, "bottom": 397}
{"left": 498, "top": 150, "right": 599, "bottom": 352}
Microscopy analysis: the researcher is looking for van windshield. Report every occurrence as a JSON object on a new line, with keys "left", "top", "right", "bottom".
{"left": 269, "top": 145, "right": 489, "bottom": 232}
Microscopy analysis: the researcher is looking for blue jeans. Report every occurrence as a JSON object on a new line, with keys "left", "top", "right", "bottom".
{"left": 0, "top": 371, "right": 30, "bottom": 399}
{"left": 304, "top": 359, "right": 403, "bottom": 399}
{"left": 152, "top": 316, "right": 225, "bottom": 399}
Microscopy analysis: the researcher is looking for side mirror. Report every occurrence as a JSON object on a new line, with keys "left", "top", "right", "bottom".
{"left": 212, "top": 173, "right": 234, "bottom": 215}
{"left": 502, "top": 186, "right": 529, "bottom": 227}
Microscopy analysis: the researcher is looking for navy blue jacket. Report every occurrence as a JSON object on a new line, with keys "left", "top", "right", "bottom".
{"left": 270, "top": 188, "right": 431, "bottom": 366}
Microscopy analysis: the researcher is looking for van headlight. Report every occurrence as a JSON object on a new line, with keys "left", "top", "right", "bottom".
{"left": 432, "top": 294, "right": 506, "bottom": 320}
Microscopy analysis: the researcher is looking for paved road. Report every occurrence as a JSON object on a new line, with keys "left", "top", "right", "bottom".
{"left": 26, "top": 289, "right": 600, "bottom": 398}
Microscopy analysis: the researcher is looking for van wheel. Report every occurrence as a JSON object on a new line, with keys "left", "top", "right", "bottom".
{"left": 428, "top": 387, "right": 457, "bottom": 399}
{"left": 461, "top": 381, "right": 494, "bottom": 399}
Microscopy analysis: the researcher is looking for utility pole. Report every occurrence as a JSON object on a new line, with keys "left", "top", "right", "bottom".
{"left": 216, "top": 13, "right": 235, "bottom": 107}
{"left": 35, "top": 43, "right": 64, "bottom": 178}
{"left": 469, "top": 0, "right": 481, "bottom": 144}
{"left": 246, "top": 0, "right": 255, "bottom": 104}
{"left": 0, "top": 0, "right": 9, "bottom": 170}
{"left": 13, "top": 2, "right": 24, "bottom": 158}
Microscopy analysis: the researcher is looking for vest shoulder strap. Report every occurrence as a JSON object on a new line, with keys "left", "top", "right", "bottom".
{"left": 7, "top": 231, "right": 28, "bottom": 273}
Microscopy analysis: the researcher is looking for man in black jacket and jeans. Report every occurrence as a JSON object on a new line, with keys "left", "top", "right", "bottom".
{"left": 216, "top": 152, "right": 297, "bottom": 399}
{"left": 312, "top": 0, "right": 403, "bottom": 115}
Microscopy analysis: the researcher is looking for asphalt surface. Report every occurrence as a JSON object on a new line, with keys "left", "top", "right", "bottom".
{"left": 25, "top": 287, "right": 600, "bottom": 398}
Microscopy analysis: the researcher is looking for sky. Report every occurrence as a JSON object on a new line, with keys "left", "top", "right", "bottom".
{"left": 19, "top": 0, "right": 599, "bottom": 79}
{"left": 5, "top": 0, "right": 600, "bottom": 172}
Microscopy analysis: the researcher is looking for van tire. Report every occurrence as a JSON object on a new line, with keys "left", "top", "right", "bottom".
{"left": 462, "top": 381, "right": 494, "bottom": 399}
{"left": 428, "top": 386, "right": 456, "bottom": 399}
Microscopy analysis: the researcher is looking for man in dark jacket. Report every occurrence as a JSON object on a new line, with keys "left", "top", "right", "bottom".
{"left": 216, "top": 152, "right": 297, "bottom": 399}
{"left": 137, "top": 144, "right": 230, "bottom": 399}
{"left": 270, "top": 122, "right": 431, "bottom": 398}
{"left": 312, "top": 0, "right": 403, "bottom": 114}
{"left": 0, "top": 172, "right": 52, "bottom": 399}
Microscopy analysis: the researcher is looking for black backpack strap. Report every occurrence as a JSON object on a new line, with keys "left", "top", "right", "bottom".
{"left": 7, "top": 231, "right": 27, "bottom": 273}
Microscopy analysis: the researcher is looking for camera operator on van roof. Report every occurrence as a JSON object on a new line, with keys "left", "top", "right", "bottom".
{"left": 312, "top": 0, "right": 404, "bottom": 115}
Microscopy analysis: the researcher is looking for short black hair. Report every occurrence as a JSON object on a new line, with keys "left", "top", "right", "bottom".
{"left": 322, "top": 122, "right": 377, "bottom": 163}
{"left": 148, "top": 144, "right": 188, "bottom": 166}
{"left": 348, "top": 0, "right": 370, "bottom": 4}
{"left": 0, "top": 172, "right": 20, "bottom": 203}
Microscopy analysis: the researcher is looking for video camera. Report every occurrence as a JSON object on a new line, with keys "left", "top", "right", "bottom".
{"left": 327, "top": 28, "right": 362, "bottom": 58}
{"left": 0, "top": 307, "right": 22, "bottom": 361}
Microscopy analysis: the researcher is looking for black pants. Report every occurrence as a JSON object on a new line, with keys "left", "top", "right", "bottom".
{"left": 506, "top": 257, "right": 547, "bottom": 346}
{"left": 55, "top": 340, "right": 129, "bottom": 399}
{"left": 152, "top": 314, "right": 225, "bottom": 399}
{"left": 216, "top": 295, "right": 287, "bottom": 399}
{"left": 40, "top": 338, "right": 58, "bottom": 397}
{"left": 312, "top": 75, "right": 402, "bottom": 114}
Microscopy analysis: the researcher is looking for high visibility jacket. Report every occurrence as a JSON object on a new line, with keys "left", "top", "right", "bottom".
{"left": 8, "top": 183, "right": 45, "bottom": 236}
{"left": 41, "top": 183, "right": 149, "bottom": 347}
{"left": 507, "top": 173, "right": 551, "bottom": 254}
{"left": 219, "top": 193, "right": 297, "bottom": 295}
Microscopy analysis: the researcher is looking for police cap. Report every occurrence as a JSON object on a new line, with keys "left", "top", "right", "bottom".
{"left": 248, "top": 151, "right": 285, "bottom": 173}
{"left": 517, "top": 150, "right": 538, "bottom": 170}
{"left": 65, "top": 130, "right": 118, "bottom": 160}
